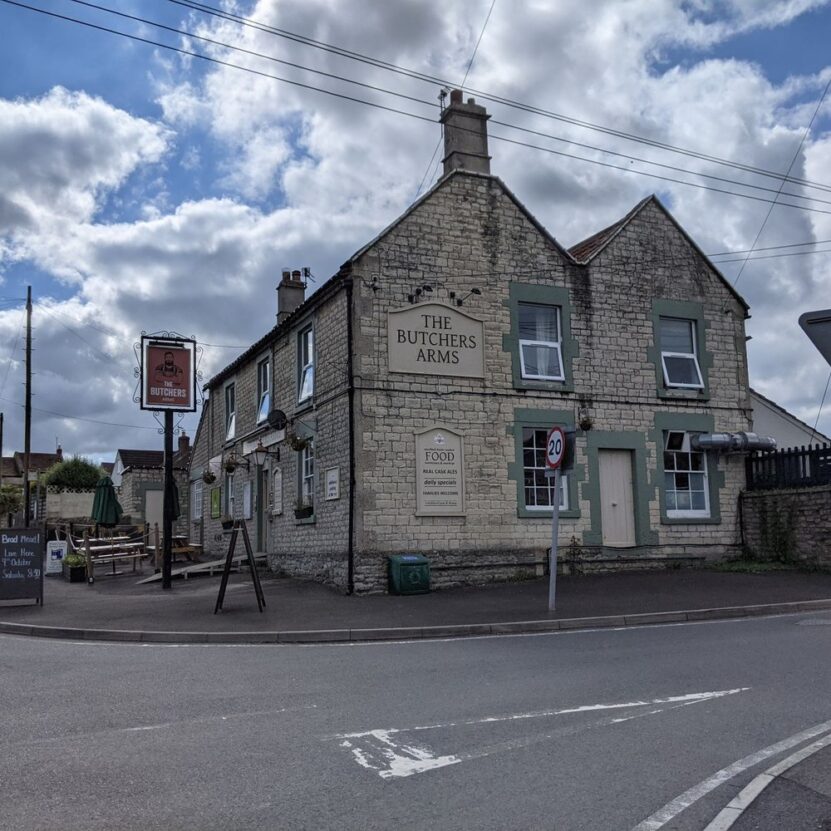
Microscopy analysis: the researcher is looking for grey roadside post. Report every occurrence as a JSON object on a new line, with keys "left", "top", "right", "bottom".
{"left": 547, "top": 465, "right": 561, "bottom": 612}
{"left": 544, "top": 425, "right": 566, "bottom": 612}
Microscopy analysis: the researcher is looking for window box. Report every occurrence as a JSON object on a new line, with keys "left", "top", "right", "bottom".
{"left": 293, "top": 505, "right": 314, "bottom": 520}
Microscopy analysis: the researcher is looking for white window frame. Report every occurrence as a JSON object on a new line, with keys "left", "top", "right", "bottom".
{"left": 518, "top": 303, "right": 565, "bottom": 382}
{"left": 660, "top": 318, "right": 704, "bottom": 389}
{"left": 191, "top": 479, "right": 203, "bottom": 521}
{"left": 522, "top": 427, "right": 568, "bottom": 512}
{"left": 300, "top": 441, "right": 315, "bottom": 508}
{"left": 224, "top": 472, "right": 235, "bottom": 516}
{"left": 298, "top": 325, "right": 314, "bottom": 403}
{"left": 224, "top": 382, "right": 236, "bottom": 441}
{"left": 256, "top": 356, "right": 270, "bottom": 424}
{"left": 664, "top": 431, "right": 710, "bottom": 519}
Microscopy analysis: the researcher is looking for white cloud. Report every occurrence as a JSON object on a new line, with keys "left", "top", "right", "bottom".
{"left": 2, "top": 0, "right": 831, "bottom": 455}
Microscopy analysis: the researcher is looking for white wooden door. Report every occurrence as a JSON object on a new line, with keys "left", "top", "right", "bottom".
{"left": 145, "top": 489, "right": 164, "bottom": 533}
{"left": 598, "top": 450, "right": 636, "bottom": 547}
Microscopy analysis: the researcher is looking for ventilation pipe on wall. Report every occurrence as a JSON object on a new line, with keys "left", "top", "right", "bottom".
{"left": 691, "top": 432, "right": 777, "bottom": 453}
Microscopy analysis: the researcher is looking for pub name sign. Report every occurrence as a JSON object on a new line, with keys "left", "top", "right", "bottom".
{"left": 388, "top": 303, "right": 484, "bottom": 378}
{"left": 140, "top": 335, "right": 197, "bottom": 412}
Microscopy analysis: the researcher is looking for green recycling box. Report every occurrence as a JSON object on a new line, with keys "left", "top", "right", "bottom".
{"left": 388, "top": 554, "right": 430, "bottom": 595}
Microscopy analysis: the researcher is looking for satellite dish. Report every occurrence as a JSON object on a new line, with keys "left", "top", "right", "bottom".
{"left": 267, "top": 409, "right": 288, "bottom": 430}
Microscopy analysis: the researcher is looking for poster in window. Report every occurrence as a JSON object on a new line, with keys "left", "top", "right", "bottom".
{"left": 210, "top": 487, "right": 221, "bottom": 519}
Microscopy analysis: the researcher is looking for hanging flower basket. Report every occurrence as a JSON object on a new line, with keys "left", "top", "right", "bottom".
{"left": 220, "top": 515, "right": 235, "bottom": 530}
{"left": 286, "top": 430, "right": 310, "bottom": 452}
{"left": 202, "top": 469, "right": 217, "bottom": 484}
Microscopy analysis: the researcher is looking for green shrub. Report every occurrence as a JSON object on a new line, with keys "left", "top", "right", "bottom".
{"left": 43, "top": 457, "right": 104, "bottom": 490}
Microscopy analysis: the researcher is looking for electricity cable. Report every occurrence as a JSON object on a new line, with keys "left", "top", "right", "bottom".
{"left": 169, "top": 0, "right": 831, "bottom": 195}
{"left": 5, "top": 0, "right": 831, "bottom": 218}
{"left": 59, "top": 0, "right": 831, "bottom": 208}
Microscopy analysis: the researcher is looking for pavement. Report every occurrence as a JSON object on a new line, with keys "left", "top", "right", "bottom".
{"left": 3, "top": 565, "right": 831, "bottom": 829}
{"left": 2, "top": 564, "right": 831, "bottom": 644}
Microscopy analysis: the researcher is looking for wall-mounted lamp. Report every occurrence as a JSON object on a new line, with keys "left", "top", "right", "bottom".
{"left": 407, "top": 284, "right": 434, "bottom": 303}
{"left": 454, "top": 287, "right": 482, "bottom": 307}
{"left": 249, "top": 441, "right": 280, "bottom": 467}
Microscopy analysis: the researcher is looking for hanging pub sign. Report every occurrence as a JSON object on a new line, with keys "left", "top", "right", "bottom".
{"left": 140, "top": 336, "right": 197, "bottom": 412}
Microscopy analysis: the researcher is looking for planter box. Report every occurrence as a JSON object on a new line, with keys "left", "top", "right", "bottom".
{"left": 62, "top": 563, "right": 86, "bottom": 583}
{"left": 294, "top": 506, "right": 314, "bottom": 519}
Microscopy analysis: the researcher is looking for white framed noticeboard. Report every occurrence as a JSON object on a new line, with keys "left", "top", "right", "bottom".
{"left": 325, "top": 467, "right": 340, "bottom": 500}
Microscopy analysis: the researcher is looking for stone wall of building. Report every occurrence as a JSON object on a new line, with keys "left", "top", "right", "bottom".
{"left": 117, "top": 466, "right": 190, "bottom": 537}
{"left": 347, "top": 173, "right": 749, "bottom": 591}
{"left": 191, "top": 289, "right": 352, "bottom": 588}
{"left": 740, "top": 486, "right": 831, "bottom": 566}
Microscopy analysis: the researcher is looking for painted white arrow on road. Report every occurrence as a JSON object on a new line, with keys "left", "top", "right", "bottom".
{"left": 333, "top": 688, "right": 749, "bottom": 780}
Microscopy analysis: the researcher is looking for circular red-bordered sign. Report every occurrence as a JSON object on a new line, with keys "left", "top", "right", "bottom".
{"left": 546, "top": 426, "right": 565, "bottom": 470}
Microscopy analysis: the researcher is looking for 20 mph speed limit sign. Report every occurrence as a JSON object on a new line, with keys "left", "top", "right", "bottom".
{"left": 546, "top": 426, "right": 565, "bottom": 470}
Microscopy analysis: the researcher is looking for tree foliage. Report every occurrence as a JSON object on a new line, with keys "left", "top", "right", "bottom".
{"left": 43, "top": 456, "right": 104, "bottom": 490}
{"left": 0, "top": 485, "right": 22, "bottom": 516}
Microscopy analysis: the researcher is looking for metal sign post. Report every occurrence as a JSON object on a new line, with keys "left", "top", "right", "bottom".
{"left": 545, "top": 426, "right": 565, "bottom": 612}
{"left": 138, "top": 335, "right": 197, "bottom": 590}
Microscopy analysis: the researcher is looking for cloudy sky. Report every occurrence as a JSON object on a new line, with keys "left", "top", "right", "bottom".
{"left": 0, "top": 0, "right": 830, "bottom": 462}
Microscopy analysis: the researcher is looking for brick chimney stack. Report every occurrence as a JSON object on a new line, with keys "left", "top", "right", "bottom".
{"left": 440, "top": 89, "right": 491, "bottom": 176}
{"left": 56, "top": 445, "right": 63, "bottom": 462}
{"left": 178, "top": 432, "right": 190, "bottom": 455}
{"left": 277, "top": 268, "right": 306, "bottom": 323}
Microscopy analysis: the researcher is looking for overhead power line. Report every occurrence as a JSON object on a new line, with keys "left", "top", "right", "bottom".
{"left": 67, "top": 0, "right": 831, "bottom": 209}
{"left": 0, "top": 395, "right": 162, "bottom": 430}
{"left": 170, "top": 0, "right": 831, "bottom": 195}
{"left": 7, "top": 0, "right": 831, "bottom": 219}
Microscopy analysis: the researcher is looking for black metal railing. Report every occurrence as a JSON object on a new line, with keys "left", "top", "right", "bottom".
{"left": 746, "top": 444, "right": 831, "bottom": 490}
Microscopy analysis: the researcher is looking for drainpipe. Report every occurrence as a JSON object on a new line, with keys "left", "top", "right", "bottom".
{"left": 346, "top": 275, "right": 356, "bottom": 594}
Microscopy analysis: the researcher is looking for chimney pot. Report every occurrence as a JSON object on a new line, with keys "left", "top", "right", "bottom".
{"left": 450, "top": 88, "right": 463, "bottom": 104}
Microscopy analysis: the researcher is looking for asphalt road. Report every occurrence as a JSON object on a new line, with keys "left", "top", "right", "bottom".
{"left": 2, "top": 612, "right": 831, "bottom": 831}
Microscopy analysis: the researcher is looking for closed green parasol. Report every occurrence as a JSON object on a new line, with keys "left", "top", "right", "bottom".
{"left": 91, "top": 475, "right": 123, "bottom": 527}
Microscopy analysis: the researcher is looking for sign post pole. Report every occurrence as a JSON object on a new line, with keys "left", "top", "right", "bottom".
{"left": 162, "top": 410, "right": 174, "bottom": 590}
{"left": 548, "top": 466, "right": 560, "bottom": 612}
{"left": 545, "top": 426, "right": 566, "bottom": 612}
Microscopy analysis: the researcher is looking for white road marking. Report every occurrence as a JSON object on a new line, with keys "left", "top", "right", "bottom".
{"left": 334, "top": 688, "right": 748, "bottom": 780}
{"left": 335, "top": 689, "right": 749, "bottom": 740}
{"left": 702, "top": 729, "right": 831, "bottom": 831}
{"left": 630, "top": 717, "right": 831, "bottom": 831}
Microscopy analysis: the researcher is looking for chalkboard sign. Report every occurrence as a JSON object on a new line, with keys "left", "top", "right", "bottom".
{"left": 1, "top": 529, "right": 44, "bottom": 604}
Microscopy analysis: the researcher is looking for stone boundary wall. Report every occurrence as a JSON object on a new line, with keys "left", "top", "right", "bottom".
{"left": 44, "top": 488, "right": 95, "bottom": 520}
{"left": 740, "top": 485, "right": 831, "bottom": 566}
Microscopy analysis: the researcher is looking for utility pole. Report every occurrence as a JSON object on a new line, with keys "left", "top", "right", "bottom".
{"left": 0, "top": 411, "right": 4, "bottom": 488}
{"left": 23, "top": 286, "right": 32, "bottom": 528}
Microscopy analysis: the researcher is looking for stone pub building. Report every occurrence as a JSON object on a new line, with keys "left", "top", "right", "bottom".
{"left": 189, "top": 89, "right": 752, "bottom": 593}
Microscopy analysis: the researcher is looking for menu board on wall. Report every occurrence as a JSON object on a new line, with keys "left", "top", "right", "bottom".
{"left": 1, "top": 529, "right": 44, "bottom": 604}
{"left": 415, "top": 427, "right": 465, "bottom": 516}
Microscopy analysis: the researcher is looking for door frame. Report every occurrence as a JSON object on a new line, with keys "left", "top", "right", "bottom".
{"left": 582, "top": 431, "right": 658, "bottom": 548}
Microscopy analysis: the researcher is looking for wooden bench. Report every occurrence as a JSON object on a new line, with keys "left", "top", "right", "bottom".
{"left": 148, "top": 525, "right": 202, "bottom": 571}
{"left": 69, "top": 530, "right": 147, "bottom": 584}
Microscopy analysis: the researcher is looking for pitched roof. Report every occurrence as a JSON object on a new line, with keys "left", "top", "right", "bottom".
{"left": 117, "top": 449, "right": 164, "bottom": 469}
{"left": 568, "top": 194, "right": 749, "bottom": 311}
{"left": 1, "top": 456, "right": 18, "bottom": 478}
{"left": 750, "top": 388, "right": 831, "bottom": 443}
{"left": 12, "top": 451, "right": 61, "bottom": 474}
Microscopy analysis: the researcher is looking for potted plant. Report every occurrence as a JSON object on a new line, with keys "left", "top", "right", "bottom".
{"left": 286, "top": 430, "right": 310, "bottom": 452}
{"left": 62, "top": 552, "right": 86, "bottom": 583}
{"left": 223, "top": 457, "right": 237, "bottom": 473}
{"left": 202, "top": 468, "right": 216, "bottom": 484}
{"left": 294, "top": 499, "right": 314, "bottom": 519}
{"left": 220, "top": 514, "right": 235, "bottom": 530}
